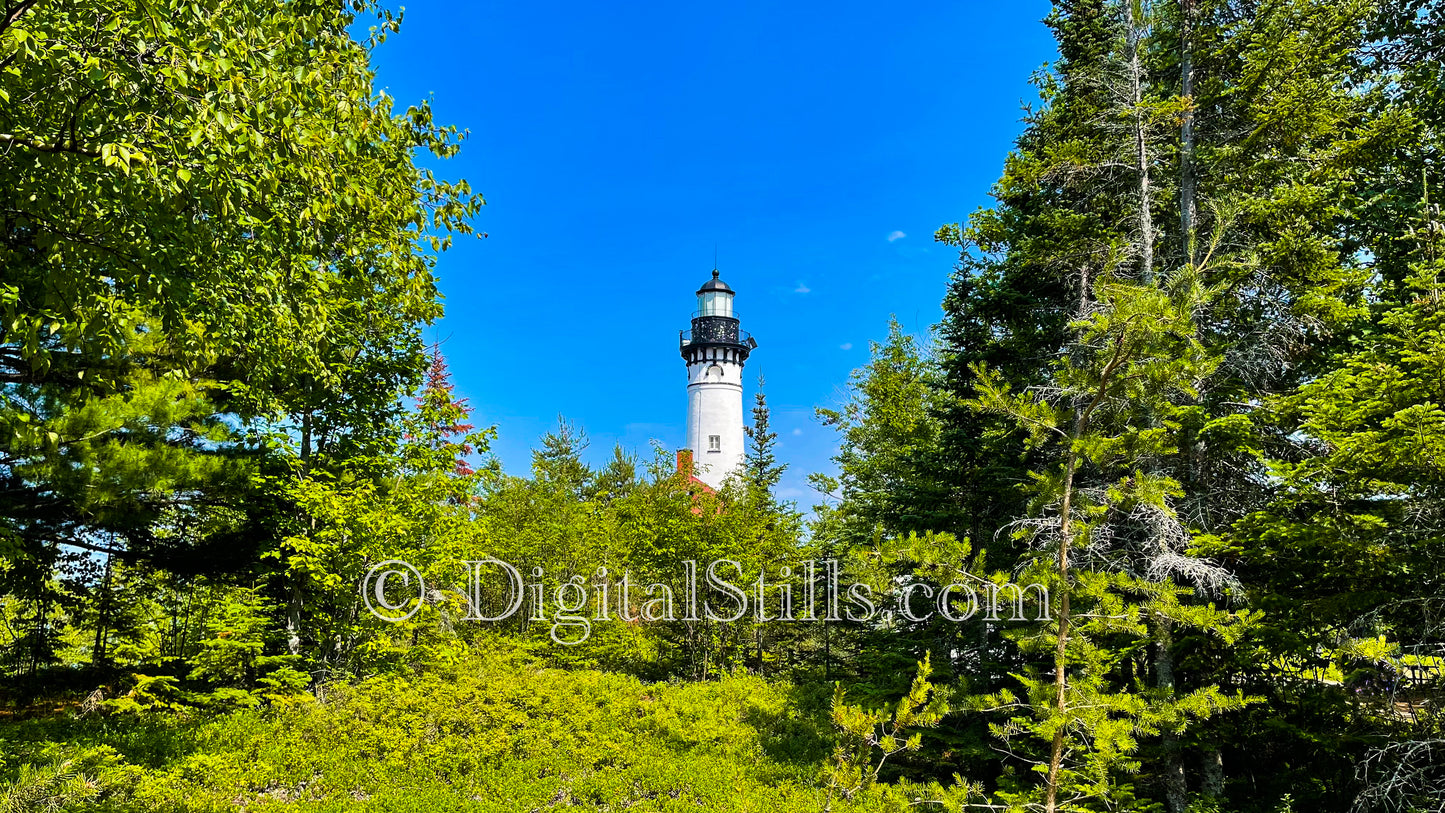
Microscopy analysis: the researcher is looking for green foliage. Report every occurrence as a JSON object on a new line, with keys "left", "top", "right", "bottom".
{"left": 0, "top": 0, "right": 479, "bottom": 387}
{"left": 745, "top": 376, "right": 787, "bottom": 504}
{"left": 901, "top": 0, "right": 1445, "bottom": 809}
{"left": 274, "top": 349, "right": 493, "bottom": 673}
{"left": 821, "top": 655, "right": 970, "bottom": 810}
{"left": 0, "top": 746, "right": 140, "bottom": 813}
{"left": 99, "top": 674, "right": 189, "bottom": 716}
{"left": 186, "top": 587, "right": 271, "bottom": 687}
{"left": 3, "top": 0, "right": 1445, "bottom": 810}
{"left": 1, "top": 0, "right": 480, "bottom": 685}
{"left": 816, "top": 318, "right": 953, "bottom": 544}
{"left": 965, "top": 264, "right": 1256, "bottom": 809}
{"left": 0, "top": 647, "right": 962, "bottom": 813}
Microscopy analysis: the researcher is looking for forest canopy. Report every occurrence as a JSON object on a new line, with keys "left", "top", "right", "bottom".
{"left": 1, "top": 1, "right": 1443, "bottom": 812}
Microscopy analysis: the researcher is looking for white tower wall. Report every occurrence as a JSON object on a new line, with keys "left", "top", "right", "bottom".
{"left": 685, "top": 349, "right": 746, "bottom": 489}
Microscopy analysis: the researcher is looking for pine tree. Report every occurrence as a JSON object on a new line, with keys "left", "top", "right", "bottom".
{"left": 593, "top": 445, "right": 640, "bottom": 502}
{"left": 744, "top": 376, "right": 785, "bottom": 502}
{"left": 532, "top": 417, "right": 593, "bottom": 501}
{"left": 971, "top": 264, "right": 1252, "bottom": 811}
{"left": 405, "top": 346, "right": 486, "bottom": 479}
{"left": 1234, "top": 189, "right": 1445, "bottom": 813}
{"left": 920, "top": 0, "right": 1427, "bottom": 805}
{"left": 931, "top": 0, "right": 1134, "bottom": 560}
{"left": 817, "top": 320, "right": 952, "bottom": 545}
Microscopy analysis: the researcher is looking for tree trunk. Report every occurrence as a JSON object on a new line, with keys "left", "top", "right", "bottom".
{"left": 1201, "top": 743, "right": 1225, "bottom": 797}
{"left": 91, "top": 552, "right": 114, "bottom": 667}
{"left": 1128, "top": 0, "right": 1156, "bottom": 284}
{"left": 1043, "top": 334, "right": 1136, "bottom": 810}
{"left": 286, "top": 410, "right": 314, "bottom": 659}
{"left": 1177, "top": 0, "right": 1208, "bottom": 777}
{"left": 177, "top": 580, "right": 196, "bottom": 659}
{"left": 1156, "top": 620, "right": 1189, "bottom": 813}
{"left": 1043, "top": 444, "right": 1079, "bottom": 813}
{"left": 1179, "top": 0, "right": 1198, "bottom": 264}
{"left": 285, "top": 581, "right": 304, "bottom": 658}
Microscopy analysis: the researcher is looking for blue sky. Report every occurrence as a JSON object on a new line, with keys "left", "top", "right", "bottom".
{"left": 366, "top": 1, "right": 1057, "bottom": 505}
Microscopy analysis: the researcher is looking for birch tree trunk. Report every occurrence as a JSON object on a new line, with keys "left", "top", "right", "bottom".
{"left": 286, "top": 410, "right": 314, "bottom": 659}
{"left": 1127, "top": 0, "right": 1156, "bottom": 284}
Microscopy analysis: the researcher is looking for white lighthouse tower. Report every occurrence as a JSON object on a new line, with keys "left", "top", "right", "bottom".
{"left": 680, "top": 270, "right": 757, "bottom": 490}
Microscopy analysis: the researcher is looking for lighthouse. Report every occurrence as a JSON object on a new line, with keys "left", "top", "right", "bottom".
{"left": 679, "top": 270, "right": 757, "bottom": 490}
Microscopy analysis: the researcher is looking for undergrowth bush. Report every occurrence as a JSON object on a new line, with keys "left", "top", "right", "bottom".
{"left": 0, "top": 647, "right": 969, "bottom": 812}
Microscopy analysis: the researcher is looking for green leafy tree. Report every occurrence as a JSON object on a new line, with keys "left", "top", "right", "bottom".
{"left": 1, "top": 0, "right": 480, "bottom": 679}
{"left": 275, "top": 348, "right": 493, "bottom": 673}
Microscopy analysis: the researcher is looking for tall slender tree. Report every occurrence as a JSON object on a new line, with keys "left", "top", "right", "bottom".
{"left": 744, "top": 376, "right": 785, "bottom": 502}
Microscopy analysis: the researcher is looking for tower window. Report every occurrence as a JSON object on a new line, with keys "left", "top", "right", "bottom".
{"left": 708, "top": 435, "right": 721, "bottom": 452}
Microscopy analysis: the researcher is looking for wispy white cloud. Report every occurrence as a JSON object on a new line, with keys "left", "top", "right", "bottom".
{"left": 887, "top": 230, "right": 906, "bottom": 243}
{"left": 794, "top": 282, "right": 811, "bottom": 294}
{"left": 792, "top": 428, "right": 803, "bottom": 436}
{"left": 839, "top": 342, "right": 853, "bottom": 350}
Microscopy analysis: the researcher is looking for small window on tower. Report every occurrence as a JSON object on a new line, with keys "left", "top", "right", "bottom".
{"left": 708, "top": 435, "right": 721, "bottom": 452}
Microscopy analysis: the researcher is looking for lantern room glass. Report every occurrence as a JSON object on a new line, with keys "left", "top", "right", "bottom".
{"left": 698, "top": 290, "right": 733, "bottom": 317}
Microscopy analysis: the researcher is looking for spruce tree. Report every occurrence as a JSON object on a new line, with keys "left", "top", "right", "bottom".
{"left": 744, "top": 376, "right": 786, "bottom": 502}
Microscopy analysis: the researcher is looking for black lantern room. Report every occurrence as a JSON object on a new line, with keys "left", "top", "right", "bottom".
{"left": 680, "top": 270, "right": 756, "bottom": 363}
